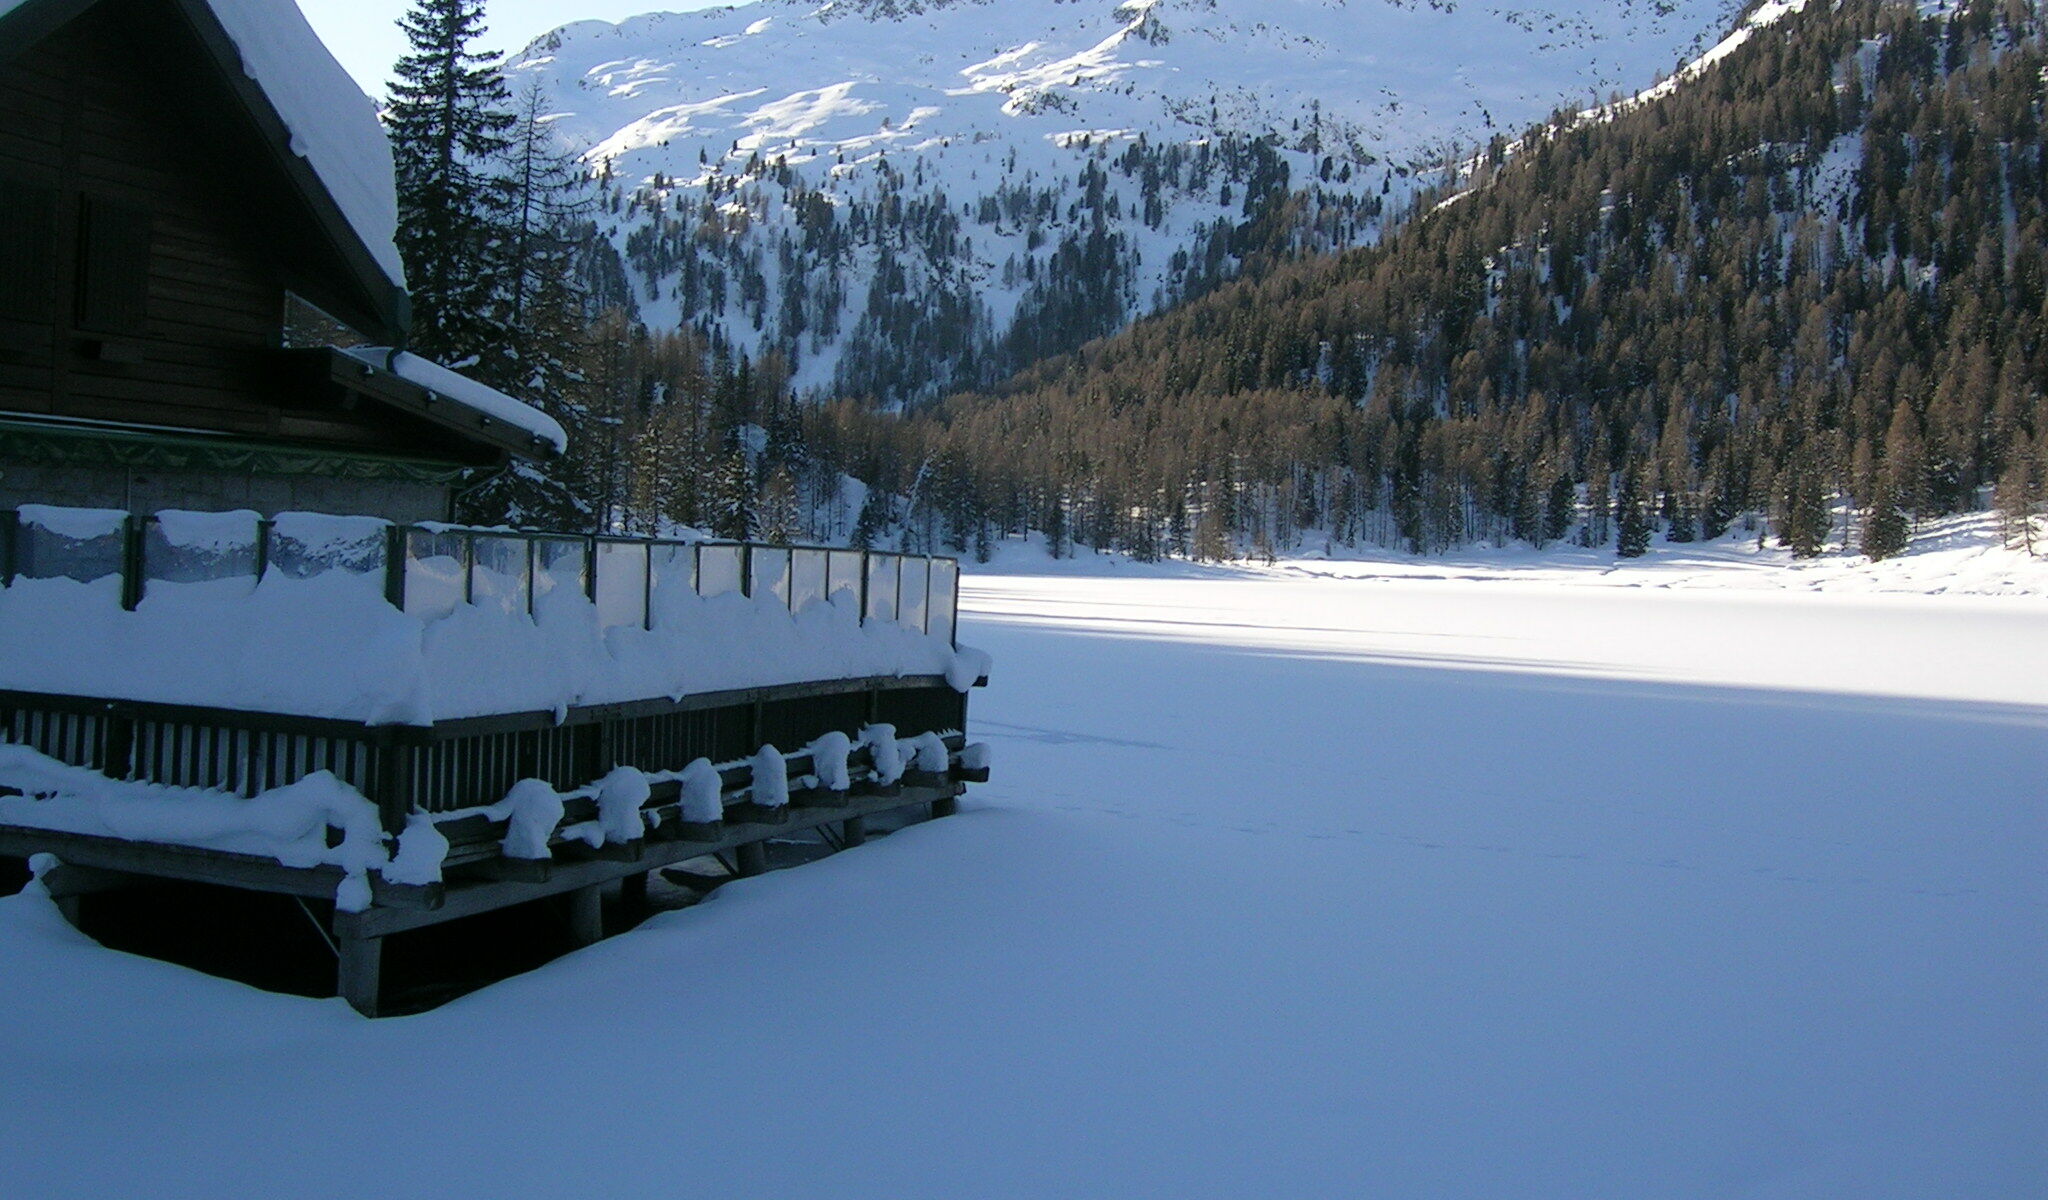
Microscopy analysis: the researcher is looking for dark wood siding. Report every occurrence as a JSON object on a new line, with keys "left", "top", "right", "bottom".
{"left": 0, "top": 175, "right": 58, "bottom": 326}
{"left": 0, "top": 6, "right": 479, "bottom": 464}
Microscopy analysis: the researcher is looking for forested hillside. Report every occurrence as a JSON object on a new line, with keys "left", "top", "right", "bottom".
{"left": 508, "top": 0, "right": 1736, "bottom": 407}
{"left": 829, "top": 0, "right": 2046, "bottom": 561}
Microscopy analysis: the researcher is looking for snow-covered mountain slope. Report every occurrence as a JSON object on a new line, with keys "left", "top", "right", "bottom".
{"left": 509, "top": 0, "right": 1748, "bottom": 400}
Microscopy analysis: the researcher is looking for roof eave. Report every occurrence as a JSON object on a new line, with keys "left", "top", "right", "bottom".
{"left": 305, "top": 348, "right": 559, "bottom": 463}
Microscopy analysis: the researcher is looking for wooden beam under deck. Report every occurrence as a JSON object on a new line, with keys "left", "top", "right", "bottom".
{"left": 335, "top": 781, "right": 963, "bottom": 942}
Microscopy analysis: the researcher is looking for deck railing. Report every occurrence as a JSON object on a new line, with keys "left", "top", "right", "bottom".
{"left": 0, "top": 507, "right": 960, "bottom": 645}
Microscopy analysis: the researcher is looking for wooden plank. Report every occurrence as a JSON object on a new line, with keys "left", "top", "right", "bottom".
{"left": 35, "top": 861, "right": 151, "bottom": 901}
{"left": 429, "top": 675, "right": 961, "bottom": 738}
{"left": 468, "top": 857, "right": 550, "bottom": 883}
{"left": 0, "top": 824, "right": 342, "bottom": 898}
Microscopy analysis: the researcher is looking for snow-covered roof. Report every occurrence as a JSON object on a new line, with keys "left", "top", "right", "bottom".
{"left": 338, "top": 348, "right": 569, "bottom": 455}
{"left": 204, "top": 0, "right": 406, "bottom": 291}
{"left": 0, "top": 0, "right": 405, "bottom": 298}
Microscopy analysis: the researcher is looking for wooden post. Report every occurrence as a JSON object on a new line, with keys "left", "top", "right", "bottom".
{"left": 336, "top": 926, "right": 383, "bottom": 1018}
{"left": 373, "top": 738, "right": 416, "bottom": 840}
{"left": 384, "top": 524, "right": 408, "bottom": 610}
{"left": 0, "top": 507, "right": 17, "bottom": 587}
{"left": 841, "top": 815, "right": 867, "bottom": 847}
{"left": 120, "top": 515, "right": 144, "bottom": 611}
{"left": 931, "top": 795, "right": 958, "bottom": 819}
{"left": 253, "top": 517, "right": 272, "bottom": 581}
{"left": 564, "top": 883, "right": 603, "bottom": 947}
{"left": 734, "top": 840, "right": 767, "bottom": 877}
{"left": 619, "top": 870, "right": 648, "bottom": 916}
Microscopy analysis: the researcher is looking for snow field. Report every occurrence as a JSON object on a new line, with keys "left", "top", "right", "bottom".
{"left": 0, "top": 567, "right": 2041, "bottom": 1197}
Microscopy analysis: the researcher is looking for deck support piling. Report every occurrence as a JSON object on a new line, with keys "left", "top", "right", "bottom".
{"left": 335, "top": 925, "right": 383, "bottom": 1018}
{"left": 565, "top": 883, "right": 603, "bottom": 947}
{"left": 618, "top": 871, "right": 648, "bottom": 921}
{"left": 734, "top": 840, "right": 768, "bottom": 877}
{"left": 931, "top": 795, "right": 958, "bottom": 818}
{"left": 841, "top": 815, "right": 867, "bottom": 847}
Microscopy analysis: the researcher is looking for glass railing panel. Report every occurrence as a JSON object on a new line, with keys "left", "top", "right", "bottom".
{"left": 927, "top": 557, "right": 959, "bottom": 645}
{"left": 790, "top": 548, "right": 828, "bottom": 613}
{"left": 647, "top": 542, "right": 696, "bottom": 626}
{"left": 532, "top": 536, "right": 588, "bottom": 616}
{"left": 594, "top": 540, "right": 649, "bottom": 630}
{"left": 750, "top": 546, "right": 792, "bottom": 608}
{"left": 468, "top": 534, "right": 530, "bottom": 617}
{"left": 141, "top": 510, "right": 261, "bottom": 601}
{"left": 697, "top": 543, "right": 743, "bottom": 599}
{"left": 827, "top": 549, "right": 864, "bottom": 608}
{"left": 13, "top": 505, "right": 125, "bottom": 587}
{"left": 864, "top": 553, "right": 899, "bottom": 624}
{"left": 403, "top": 528, "right": 468, "bottom": 620}
{"left": 268, "top": 513, "right": 386, "bottom": 597}
{"left": 898, "top": 556, "right": 930, "bottom": 633}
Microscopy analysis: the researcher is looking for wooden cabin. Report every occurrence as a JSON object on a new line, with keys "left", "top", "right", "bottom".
{"left": 0, "top": 0, "right": 559, "bottom": 521}
{"left": 0, "top": 0, "right": 989, "bottom": 1016}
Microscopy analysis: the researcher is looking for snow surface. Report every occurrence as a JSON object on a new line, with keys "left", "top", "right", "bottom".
{"left": 983, "top": 509, "right": 2048, "bottom": 599}
{"left": 0, "top": 562, "right": 979, "bottom": 723}
{"left": 337, "top": 348, "right": 569, "bottom": 453}
{"left": 14, "top": 504, "right": 126, "bottom": 542}
{"left": 3, "top": 559, "right": 2040, "bottom": 1197}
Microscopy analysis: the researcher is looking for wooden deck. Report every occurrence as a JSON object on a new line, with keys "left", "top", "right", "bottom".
{"left": 1, "top": 673, "right": 987, "bottom": 1015}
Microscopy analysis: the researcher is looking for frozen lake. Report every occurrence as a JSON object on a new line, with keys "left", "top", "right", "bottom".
{"left": 2, "top": 569, "right": 2043, "bottom": 1197}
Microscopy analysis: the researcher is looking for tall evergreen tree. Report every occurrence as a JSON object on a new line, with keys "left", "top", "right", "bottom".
{"left": 1996, "top": 433, "right": 2040, "bottom": 554}
{"left": 1861, "top": 469, "right": 1912, "bottom": 561}
{"left": 387, "top": 0, "right": 515, "bottom": 363}
{"left": 1779, "top": 447, "right": 1833, "bottom": 559}
{"left": 1615, "top": 465, "right": 1653, "bottom": 559}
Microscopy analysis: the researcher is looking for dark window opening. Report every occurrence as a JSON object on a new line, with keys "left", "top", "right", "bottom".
{"left": 74, "top": 193, "right": 150, "bottom": 335}
{"left": 0, "top": 175, "right": 59, "bottom": 324}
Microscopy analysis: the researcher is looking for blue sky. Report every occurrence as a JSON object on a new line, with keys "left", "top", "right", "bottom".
{"left": 295, "top": 0, "right": 734, "bottom": 98}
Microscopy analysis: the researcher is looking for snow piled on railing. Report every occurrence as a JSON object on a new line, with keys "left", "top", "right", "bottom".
{"left": 0, "top": 568, "right": 989, "bottom": 725}
{"left": 0, "top": 747, "right": 396, "bottom": 909}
